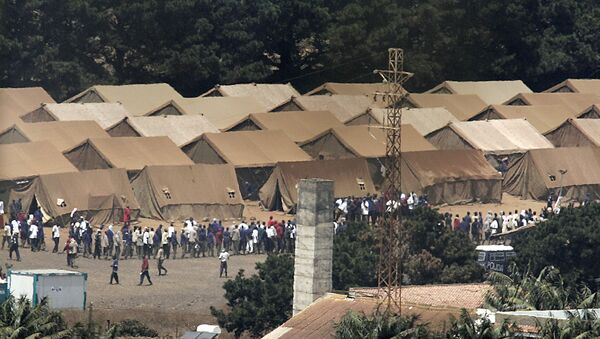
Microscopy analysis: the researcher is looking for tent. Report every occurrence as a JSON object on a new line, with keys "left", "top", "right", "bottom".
{"left": 201, "top": 83, "right": 300, "bottom": 111}
{"left": 181, "top": 130, "right": 311, "bottom": 199}
{"left": 0, "top": 87, "right": 55, "bottom": 130}
{"left": 545, "top": 79, "right": 600, "bottom": 94}
{"left": 545, "top": 118, "right": 600, "bottom": 147}
{"left": 470, "top": 105, "right": 573, "bottom": 134}
{"left": 259, "top": 158, "right": 377, "bottom": 212}
{"left": 66, "top": 83, "right": 183, "bottom": 116}
{"left": 131, "top": 164, "right": 244, "bottom": 221}
{"left": 300, "top": 125, "right": 435, "bottom": 160}
{"left": 504, "top": 93, "right": 600, "bottom": 114}
{"left": 144, "top": 96, "right": 267, "bottom": 130}
{"left": 577, "top": 104, "right": 600, "bottom": 119}
{"left": 426, "top": 80, "right": 532, "bottom": 105}
{"left": 503, "top": 147, "right": 600, "bottom": 201}
{"left": 305, "top": 82, "right": 389, "bottom": 96}
{"left": 401, "top": 149, "right": 503, "bottom": 205}
{"left": 126, "top": 115, "right": 219, "bottom": 146}
{"left": 9, "top": 169, "right": 140, "bottom": 225}
{"left": 403, "top": 94, "right": 488, "bottom": 120}
{"left": 368, "top": 107, "right": 458, "bottom": 136}
{"left": 226, "top": 110, "right": 344, "bottom": 143}
{"left": 21, "top": 102, "right": 129, "bottom": 127}
{"left": 64, "top": 136, "right": 193, "bottom": 173}
{"left": 272, "top": 95, "right": 378, "bottom": 125}
{"left": 18, "top": 121, "right": 110, "bottom": 151}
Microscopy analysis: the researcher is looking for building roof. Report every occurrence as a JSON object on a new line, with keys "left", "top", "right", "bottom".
{"left": 504, "top": 93, "right": 600, "bottom": 114}
{"left": 426, "top": 80, "right": 532, "bottom": 105}
{"left": 369, "top": 107, "right": 459, "bottom": 136}
{"left": 202, "top": 83, "right": 300, "bottom": 111}
{"left": 190, "top": 130, "right": 312, "bottom": 168}
{"left": 430, "top": 119, "right": 554, "bottom": 154}
{"left": 284, "top": 95, "right": 375, "bottom": 123}
{"left": 471, "top": 104, "right": 573, "bottom": 134}
{"left": 304, "top": 82, "right": 389, "bottom": 96}
{"left": 19, "top": 120, "right": 111, "bottom": 152}
{"left": 67, "top": 136, "right": 194, "bottom": 171}
{"left": 0, "top": 142, "right": 78, "bottom": 181}
{"left": 545, "top": 79, "right": 600, "bottom": 94}
{"left": 230, "top": 111, "right": 345, "bottom": 143}
{"left": 24, "top": 103, "right": 130, "bottom": 129}
{"left": 126, "top": 115, "right": 219, "bottom": 146}
{"left": 66, "top": 83, "right": 183, "bottom": 116}
{"left": 406, "top": 93, "right": 488, "bottom": 120}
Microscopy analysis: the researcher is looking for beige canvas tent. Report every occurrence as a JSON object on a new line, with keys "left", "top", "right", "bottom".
{"left": 126, "top": 115, "right": 219, "bottom": 146}
{"left": 9, "top": 169, "right": 140, "bottom": 224}
{"left": 131, "top": 164, "right": 244, "bottom": 221}
{"left": 181, "top": 130, "right": 311, "bottom": 199}
{"left": 64, "top": 136, "right": 193, "bottom": 173}
{"left": 545, "top": 79, "right": 600, "bottom": 94}
{"left": 66, "top": 83, "right": 183, "bottom": 116}
{"left": 271, "top": 95, "right": 378, "bottom": 125}
{"left": 259, "top": 158, "right": 377, "bottom": 212}
{"left": 403, "top": 94, "right": 488, "bottom": 120}
{"left": 504, "top": 147, "right": 600, "bottom": 201}
{"left": 401, "top": 149, "right": 503, "bottom": 205}
{"left": 201, "top": 83, "right": 300, "bottom": 111}
{"left": 305, "top": 82, "right": 389, "bottom": 96}
{"left": 504, "top": 93, "right": 600, "bottom": 114}
{"left": 368, "top": 107, "right": 459, "bottom": 136}
{"left": 0, "top": 87, "right": 56, "bottom": 130}
{"left": 426, "top": 80, "right": 532, "bottom": 105}
{"left": 544, "top": 118, "right": 600, "bottom": 147}
{"left": 226, "top": 110, "right": 344, "bottom": 143}
{"left": 470, "top": 105, "right": 573, "bottom": 134}
{"left": 18, "top": 121, "right": 110, "bottom": 151}
{"left": 577, "top": 104, "right": 600, "bottom": 119}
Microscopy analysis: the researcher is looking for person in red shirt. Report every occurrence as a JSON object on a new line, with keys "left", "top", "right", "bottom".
{"left": 138, "top": 255, "right": 152, "bottom": 286}
{"left": 452, "top": 214, "right": 461, "bottom": 231}
{"left": 275, "top": 222, "right": 284, "bottom": 253}
{"left": 123, "top": 206, "right": 131, "bottom": 227}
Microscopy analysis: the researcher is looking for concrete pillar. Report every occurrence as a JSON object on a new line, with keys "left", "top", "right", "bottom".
{"left": 293, "top": 178, "right": 334, "bottom": 315}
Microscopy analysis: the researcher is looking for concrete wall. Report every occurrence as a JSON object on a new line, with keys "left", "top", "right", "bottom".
{"left": 293, "top": 178, "right": 334, "bottom": 315}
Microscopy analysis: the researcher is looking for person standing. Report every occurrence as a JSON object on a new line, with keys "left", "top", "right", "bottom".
{"left": 219, "top": 248, "right": 230, "bottom": 278}
{"left": 2, "top": 222, "right": 11, "bottom": 250}
{"left": 29, "top": 222, "right": 39, "bottom": 252}
{"left": 170, "top": 230, "right": 178, "bottom": 259}
{"left": 106, "top": 225, "right": 114, "bottom": 258}
{"left": 138, "top": 255, "right": 152, "bottom": 286}
{"left": 66, "top": 236, "right": 77, "bottom": 268}
{"left": 123, "top": 206, "right": 131, "bottom": 227}
{"left": 231, "top": 226, "right": 240, "bottom": 255}
{"left": 9, "top": 230, "right": 20, "bottom": 261}
{"left": 113, "top": 230, "right": 122, "bottom": 259}
{"left": 93, "top": 230, "right": 102, "bottom": 259}
{"left": 52, "top": 224, "right": 60, "bottom": 253}
{"left": 156, "top": 248, "right": 167, "bottom": 276}
{"left": 161, "top": 228, "right": 170, "bottom": 259}
{"left": 207, "top": 231, "right": 215, "bottom": 257}
{"left": 110, "top": 255, "right": 119, "bottom": 284}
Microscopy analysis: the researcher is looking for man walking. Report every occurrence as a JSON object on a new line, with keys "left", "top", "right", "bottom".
{"left": 52, "top": 224, "right": 60, "bottom": 253}
{"left": 110, "top": 255, "right": 119, "bottom": 284}
{"left": 219, "top": 248, "right": 230, "bottom": 278}
{"left": 9, "top": 230, "right": 20, "bottom": 261}
{"left": 156, "top": 247, "right": 167, "bottom": 276}
{"left": 138, "top": 255, "right": 153, "bottom": 286}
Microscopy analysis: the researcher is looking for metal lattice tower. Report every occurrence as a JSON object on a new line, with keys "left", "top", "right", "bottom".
{"left": 373, "top": 48, "right": 413, "bottom": 315}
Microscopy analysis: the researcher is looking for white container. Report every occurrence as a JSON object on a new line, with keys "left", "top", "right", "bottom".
{"left": 8, "top": 269, "right": 87, "bottom": 310}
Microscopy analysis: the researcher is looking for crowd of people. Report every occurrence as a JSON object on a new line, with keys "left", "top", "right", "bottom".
{"left": 334, "top": 192, "right": 429, "bottom": 223}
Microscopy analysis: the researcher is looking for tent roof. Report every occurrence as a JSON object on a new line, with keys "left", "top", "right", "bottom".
{"left": 305, "top": 125, "right": 435, "bottom": 158}
{"left": 0, "top": 87, "right": 56, "bottom": 129}
{"left": 304, "top": 82, "right": 389, "bottom": 96}
{"left": 132, "top": 164, "right": 243, "bottom": 205}
{"left": 238, "top": 111, "right": 345, "bottom": 142}
{"left": 504, "top": 93, "right": 600, "bottom": 114}
{"left": 406, "top": 93, "right": 488, "bottom": 120}
{"left": 426, "top": 80, "right": 532, "bottom": 105}
{"left": 66, "top": 83, "right": 183, "bottom": 116}
{"left": 197, "top": 130, "right": 312, "bottom": 167}
{"left": 202, "top": 83, "right": 300, "bottom": 111}
{"left": 545, "top": 79, "right": 600, "bottom": 94}
{"left": 369, "top": 107, "right": 458, "bottom": 136}
{"left": 126, "top": 115, "right": 219, "bottom": 146}
{"left": 561, "top": 119, "right": 600, "bottom": 146}
{"left": 446, "top": 119, "right": 554, "bottom": 153}
{"left": 0, "top": 142, "right": 77, "bottom": 181}
{"left": 402, "top": 149, "right": 502, "bottom": 186}
{"left": 20, "top": 120, "right": 110, "bottom": 152}
{"left": 473, "top": 104, "right": 573, "bottom": 134}
{"left": 80, "top": 136, "right": 194, "bottom": 171}
{"left": 526, "top": 147, "right": 600, "bottom": 188}
{"left": 290, "top": 95, "right": 374, "bottom": 123}
{"left": 32, "top": 103, "right": 129, "bottom": 129}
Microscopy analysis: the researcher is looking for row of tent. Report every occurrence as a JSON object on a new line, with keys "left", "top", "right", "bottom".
{"left": 4, "top": 79, "right": 600, "bottom": 224}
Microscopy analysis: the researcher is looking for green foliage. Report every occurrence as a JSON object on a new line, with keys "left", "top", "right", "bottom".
{"left": 445, "top": 309, "right": 518, "bottom": 339}
{"left": 334, "top": 311, "right": 434, "bottom": 339}
{"left": 210, "top": 254, "right": 294, "bottom": 338}
{"left": 112, "top": 319, "right": 158, "bottom": 337}
{"left": 0, "top": 296, "right": 71, "bottom": 339}
{"left": 333, "top": 221, "right": 379, "bottom": 291}
{"left": 513, "top": 203, "right": 600, "bottom": 291}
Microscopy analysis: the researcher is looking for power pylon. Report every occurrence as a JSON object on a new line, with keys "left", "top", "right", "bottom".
{"left": 373, "top": 48, "right": 413, "bottom": 315}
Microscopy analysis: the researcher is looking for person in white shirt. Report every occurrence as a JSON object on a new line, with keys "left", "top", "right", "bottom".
{"left": 167, "top": 223, "right": 175, "bottom": 238}
{"left": 142, "top": 228, "right": 150, "bottom": 257}
{"left": 361, "top": 199, "right": 370, "bottom": 222}
{"left": 218, "top": 248, "right": 230, "bottom": 278}
{"left": 2, "top": 222, "right": 10, "bottom": 250}
{"left": 52, "top": 224, "right": 60, "bottom": 253}
{"left": 251, "top": 226, "right": 258, "bottom": 254}
{"left": 266, "top": 225, "right": 276, "bottom": 254}
{"left": 29, "top": 223, "right": 39, "bottom": 251}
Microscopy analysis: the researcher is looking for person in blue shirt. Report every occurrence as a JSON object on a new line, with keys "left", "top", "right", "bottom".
{"left": 170, "top": 230, "right": 179, "bottom": 259}
{"left": 207, "top": 231, "right": 215, "bottom": 257}
{"left": 106, "top": 226, "right": 114, "bottom": 258}
{"left": 110, "top": 255, "right": 119, "bottom": 284}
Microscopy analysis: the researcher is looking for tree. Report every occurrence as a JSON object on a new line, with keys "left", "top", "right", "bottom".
{"left": 210, "top": 254, "right": 294, "bottom": 338}
{"left": 333, "top": 221, "right": 378, "bottom": 291}
{"left": 0, "top": 296, "right": 71, "bottom": 338}
{"left": 334, "top": 310, "right": 433, "bottom": 339}
{"left": 445, "top": 309, "right": 518, "bottom": 339}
